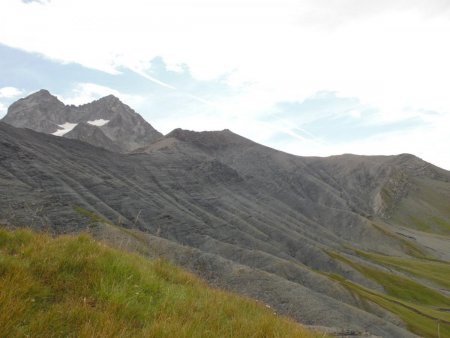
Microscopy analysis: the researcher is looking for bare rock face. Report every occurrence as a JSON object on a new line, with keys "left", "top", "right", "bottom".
{"left": 2, "top": 90, "right": 162, "bottom": 152}
{"left": 64, "top": 122, "right": 121, "bottom": 153}
{"left": 3, "top": 89, "right": 66, "bottom": 133}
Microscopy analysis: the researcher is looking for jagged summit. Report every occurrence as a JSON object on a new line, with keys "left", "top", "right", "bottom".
{"left": 14, "top": 89, "right": 63, "bottom": 107}
{"left": 2, "top": 90, "right": 66, "bottom": 134}
{"left": 100, "top": 94, "right": 120, "bottom": 101}
{"left": 30, "top": 88, "right": 52, "bottom": 97}
{"left": 1, "top": 89, "right": 162, "bottom": 152}
{"left": 85, "top": 94, "right": 125, "bottom": 107}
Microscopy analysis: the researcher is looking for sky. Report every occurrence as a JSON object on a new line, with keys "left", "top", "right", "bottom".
{"left": 0, "top": 0, "right": 449, "bottom": 170}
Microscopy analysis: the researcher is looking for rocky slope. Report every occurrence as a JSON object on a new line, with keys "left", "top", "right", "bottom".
{"left": 2, "top": 90, "right": 162, "bottom": 152}
{"left": 1, "top": 91, "right": 449, "bottom": 337}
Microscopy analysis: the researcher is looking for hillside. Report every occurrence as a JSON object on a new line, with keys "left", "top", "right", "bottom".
{"left": 1, "top": 91, "right": 449, "bottom": 337}
{"left": 0, "top": 227, "right": 316, "bottom": 338}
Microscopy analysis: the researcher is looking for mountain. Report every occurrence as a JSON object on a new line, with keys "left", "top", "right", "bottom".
{"left": 1, "top": 91, "right": 450, "bottom": 337}
{"left": 2, "top": 90, "right": 162, "bottom": 152}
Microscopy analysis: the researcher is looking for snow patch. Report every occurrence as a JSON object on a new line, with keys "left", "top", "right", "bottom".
{"left": 52, "top": 122, "right": 78, "bottom": 136}
{"left": 87, "top": 119, "right": 109, "bottom": 126}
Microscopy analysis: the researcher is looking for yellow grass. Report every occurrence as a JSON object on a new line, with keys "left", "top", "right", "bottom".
{"left": 0, "top": 228, "right": 318, "bottom": 338}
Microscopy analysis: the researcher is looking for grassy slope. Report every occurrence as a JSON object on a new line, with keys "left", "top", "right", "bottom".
{"left": 370, "top": 222, "right": 427, "bottom": 258}
{"left": 356, "top": 250, "right": 450, "bottom": 289}
{"left": 326, "top": 251, "right": 450, "bottom": 338}
{"left": 390, "top": 178, "right": 450, "bottom": 235}
{"left": 0, "top": 228, "right": 316, "bottom": 338}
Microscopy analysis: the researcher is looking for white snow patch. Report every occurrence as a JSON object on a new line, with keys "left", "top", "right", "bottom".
{"left": 87, "top": 119, "right": 109, "bottom": 126}
{"left": 52, "top": 122, "right": 78, "bottom": 136}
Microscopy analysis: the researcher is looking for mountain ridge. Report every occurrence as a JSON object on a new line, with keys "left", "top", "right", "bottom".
{"left": 1, "top": 91, "right": 449, "bottom": 337}
{"left": 2, "top": 90, "right": 162, "bottom": 152}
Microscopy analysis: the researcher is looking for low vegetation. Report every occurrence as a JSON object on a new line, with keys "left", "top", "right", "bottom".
{"left": 370, "top": 222, "right": 426, "bottom": 258}
{"left": 355, "top": 250, "right": 450, "bottom": 289}
{"left": 326, "top": 251, "right": 450, "bottom": 337}
{"left": 74, "top": 206, "right": 113, "bottom": 225}
{"left": 390, "top": 178, "right": 450, "bottom": 236}
{"left": 0, "top": 228, "right": 317, "bottom": 338}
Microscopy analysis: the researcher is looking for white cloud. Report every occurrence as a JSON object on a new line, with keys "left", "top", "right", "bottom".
{"left": 348, "top": 110, "right": 362, "bottom": 119}
{"left": 0, "top": 87, "right": 23, "bottom": 98}
{"left": 0, "top": 102, "right": 6, "bottom": 117}
{"left": 1, "top": 1, "right": 449, "bottom": 114}
{"left": 1, "top": 0, "right": 450, "bottom": 168}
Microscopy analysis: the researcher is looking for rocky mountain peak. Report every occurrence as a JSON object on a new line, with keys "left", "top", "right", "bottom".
{"left": 32, "top": 88, "right": 52, "bottom": 97}
{"left": 25, "top": 89, "right": 55, "bottom": 99}
{"left": 2, "top": 89, "right": 66, "bottom": 133}
{"left": 92, "top": 94, "right": 123, "bottom": 107}
{"left": 1, "top": 89, "right": 162, "bottom": 153}
{"left": 8, "top": 88, "right": 63, "bottom": 108}
{"left": 101, "top": 94, "right": 119, "bottom": 100}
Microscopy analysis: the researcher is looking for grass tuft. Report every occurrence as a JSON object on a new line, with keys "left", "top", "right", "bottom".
{"left": 73, "top": 206, "right": 112, "bottom": 225}
{"left": 0, "top": 228, "right": 316, "bottom": 338}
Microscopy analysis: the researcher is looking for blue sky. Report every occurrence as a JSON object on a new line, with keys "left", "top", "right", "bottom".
{"left": 1, "top": 0, "right": 449, "bottom": 169}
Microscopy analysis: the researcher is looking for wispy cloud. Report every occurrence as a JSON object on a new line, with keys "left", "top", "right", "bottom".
{"left": 21, "top": 0, "right": 50, "bottom": 4}
{"left": 298, "top": 0, "right": 450, "bottom": 28}
{"left": 132, "top": 69, "right": 177, "bottom": 90}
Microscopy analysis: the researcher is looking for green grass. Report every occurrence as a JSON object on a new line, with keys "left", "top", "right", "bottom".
{"left": 395, "top": 212, "right": 450, "bottom": 236}
{"left": 74, "top": 206, "right": 112, "bottom": 225}
{"left": 403, "top": 214, "right": 450, "bottom": 234}
{"left": 326, "top": 273, "right": 450, "bottom": 338}
{"left": 370, "top": 222, "right": 427, "bottom": 258}
{"left": 0, "top": 228, "right": 317, "bottom": 338}
{"left": 355, "top": 250, "right": 450, "bottom": 290}
{"left": 327, "top": 251, "right": 450, "bottom": 307}
{"left": 326, "top": 251, "right": 450, "bottom": 337}
{"left": 409, "top": 215, "right": 432, "bottom": 232}
{"left": 390, "top": 178, "right": 450, "bottom": 235}
{"left": 432, "top": 216, "right": 450, "bottom": 232}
